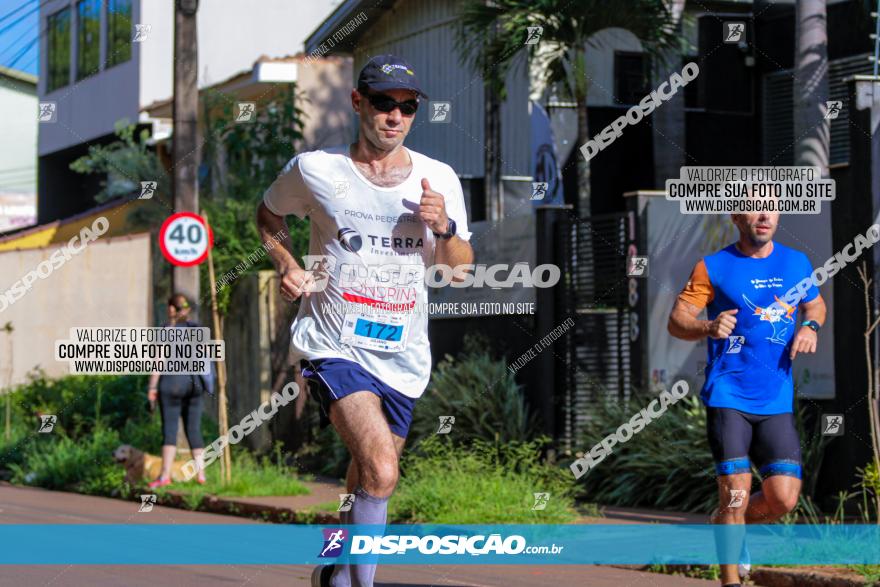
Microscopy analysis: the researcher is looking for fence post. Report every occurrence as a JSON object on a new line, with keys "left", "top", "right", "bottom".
{"left": 535, "top": 205, "right": 573, "bottom": 448}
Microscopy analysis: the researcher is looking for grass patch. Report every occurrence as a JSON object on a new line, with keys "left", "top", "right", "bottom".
{"left": 391, "top": 436, "right": 577, "bottom": 524}
{"left": 153, "top": 447, "right": 309, "bottom": 504}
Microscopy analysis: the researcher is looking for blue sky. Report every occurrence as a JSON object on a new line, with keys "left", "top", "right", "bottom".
{"left": 0, "top": 0, "right": 39, "bottom": 76}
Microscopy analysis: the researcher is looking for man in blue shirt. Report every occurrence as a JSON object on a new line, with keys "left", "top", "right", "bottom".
{"left": 668, "top": 210, "right": 827, "bottom": 587}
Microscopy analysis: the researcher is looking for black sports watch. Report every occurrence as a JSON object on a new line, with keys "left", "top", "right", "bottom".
{"left": 801, "top": 319, "right": 820, "bottom": 332}
{"left": 433, "top": 218, "right": 457, "bottom": 239}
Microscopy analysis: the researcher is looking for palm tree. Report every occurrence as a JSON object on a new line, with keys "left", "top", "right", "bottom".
{"left": 456, "top": 0, "right": 680, "bottom": 217}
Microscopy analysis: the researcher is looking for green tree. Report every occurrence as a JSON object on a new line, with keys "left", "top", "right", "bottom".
{"left": 70, "top": 86, "right": 312, "bottom": 318}
{"left": 199, "top": 85, "right": 310, "bottom": 314}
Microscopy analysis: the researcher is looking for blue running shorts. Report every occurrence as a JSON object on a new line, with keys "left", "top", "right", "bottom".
{"left": 301, "top": 357, "right": 417, "bottom": 438}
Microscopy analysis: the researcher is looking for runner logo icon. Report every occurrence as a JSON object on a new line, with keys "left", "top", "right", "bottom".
{"left": 726, "top": 335, "right": 745, "bottom": 354}
{"left": 319, "top": 528, "right": 348, "bottom": 558}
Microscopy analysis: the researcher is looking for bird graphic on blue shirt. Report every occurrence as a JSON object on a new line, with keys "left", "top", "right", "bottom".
{"left": 741, "top": 293, "right": 797, "bottom": 345}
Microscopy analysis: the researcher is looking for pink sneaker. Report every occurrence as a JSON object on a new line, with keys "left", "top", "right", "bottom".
{"left": 147, "top": 478, "right": 172, "bottom": 489}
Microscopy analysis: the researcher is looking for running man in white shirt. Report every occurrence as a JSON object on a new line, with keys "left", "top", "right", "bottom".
{"left": 256, "top": 54, "right": 474, "bottom": 587}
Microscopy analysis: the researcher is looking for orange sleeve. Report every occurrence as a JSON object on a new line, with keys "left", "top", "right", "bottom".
{"left": 678, "top": 259, "right": 714, "bottom": 308}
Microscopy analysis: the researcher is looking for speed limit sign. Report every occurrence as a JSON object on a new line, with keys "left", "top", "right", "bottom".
{"left": 158, "top": 212, "right": 214, "bottom": 267}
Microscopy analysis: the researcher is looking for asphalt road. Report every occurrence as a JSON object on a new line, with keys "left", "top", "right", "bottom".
{"left": 0, "top": 484, "right": 715, "bottom": 586}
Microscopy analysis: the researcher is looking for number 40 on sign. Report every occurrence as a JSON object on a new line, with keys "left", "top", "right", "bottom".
{"left": 158, "top": 212, "right": 214, "bottom": 267}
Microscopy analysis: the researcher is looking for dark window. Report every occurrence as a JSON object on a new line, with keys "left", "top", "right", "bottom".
{"left": 47, "top": 7, "right": 71, "bottom": 92}
{"left": 76, "top": 0, "right": 100, "bottom": 80}
{"left": 614, "top": 52, "right": 649, "bottom": 105}
{"left": 465, "top": 178, "right": 486, "bottom": 222}
{"left": 107, "top": 0, "right": 132, "bottom": 67}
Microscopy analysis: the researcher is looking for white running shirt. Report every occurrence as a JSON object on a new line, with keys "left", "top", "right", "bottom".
{"left": 262, "top": 145, "right": 471, "bottom": 398}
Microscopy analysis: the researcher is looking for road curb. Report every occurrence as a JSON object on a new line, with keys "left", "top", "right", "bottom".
{"left": 156, "top": 491, "right": 339, "bottom": 524}
{"left": 750, "top": 567, "right": 867, "bottom": 587}
{"left": 613, "top": 565, "right": 868, "bottom": 586}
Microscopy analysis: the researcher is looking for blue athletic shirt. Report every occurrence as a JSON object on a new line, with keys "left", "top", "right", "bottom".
{"left": 678, "top": 242, "right": 819, "bottom": 415}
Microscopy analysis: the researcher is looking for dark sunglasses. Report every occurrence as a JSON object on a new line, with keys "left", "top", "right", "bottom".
{"left": 362, "top": 92, "right": 419, "bottom": 116}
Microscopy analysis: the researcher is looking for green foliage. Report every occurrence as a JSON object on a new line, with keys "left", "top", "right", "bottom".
{"left": 153, "top": 445, "right": 308, "bottom": 502}
{"left": 391, "top": 435, "right": 577, "bottom": 524}
{"left": 576, "top": 394, "right": 717, "bottom": 512}
{"left": 456, "top": 0, "right": 681, "bottom": 101}
{"left": 10, "top": 427, "right": 126, "bottom": 496}
{"left": 577, "top": 395, "right": 834, "bottom": 514}
{"left": 69, "top": 88, "right": 313, "bottom": 317}
{"left": 70, "top": 120, "right": 169, "bottom": 207}
{"left": 3, "top": 373, "right": 305, "bottom": 501}
{"left": 200, "top": 86, "right": 311, "bottom": 314}
{"left": 409, "top": 336, "right": 536, "bottom": 445}
{"left": 6, "top": 371, "right": 150, "bottom": 442}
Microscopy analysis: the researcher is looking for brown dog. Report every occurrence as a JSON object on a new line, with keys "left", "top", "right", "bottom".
{"left": 113, "top": 445, "right": 191, "bottom": 485}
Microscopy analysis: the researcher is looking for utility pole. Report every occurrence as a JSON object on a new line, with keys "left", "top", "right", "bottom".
{"left": 172, "top": 0, "right": 200, "bottom": 317}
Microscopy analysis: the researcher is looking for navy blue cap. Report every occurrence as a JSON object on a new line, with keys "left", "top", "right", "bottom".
{"left": 357, "top": 54, "right": 429, "bottom": 100}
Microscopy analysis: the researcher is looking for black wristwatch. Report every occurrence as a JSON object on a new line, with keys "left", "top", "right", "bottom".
{"left": 433, "top": 218, "right": 457, "bottom": 239}
{"left": 801, "top": 319, "right": 820, "bottom": 332}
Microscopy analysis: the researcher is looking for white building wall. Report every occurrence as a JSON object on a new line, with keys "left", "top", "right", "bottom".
{"left": 39, "top": 0, "right": 339, "bottom": 156}
{"left": 0, "top": 79, "right": 38, "bottom": 194}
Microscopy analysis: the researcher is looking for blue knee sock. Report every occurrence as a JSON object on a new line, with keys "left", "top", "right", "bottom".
{"left": 348, "top": 486, "right": 389, "bottom": 587}
{"left": 329, "top": 508, "right": 352, "bottom": 587}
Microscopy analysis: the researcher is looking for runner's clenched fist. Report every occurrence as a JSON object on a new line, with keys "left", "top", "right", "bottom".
{"left": 418, "top": 178, "right": 449, "bottom": 235}
{"left": 708, "top": 308, "right": 738, "bottom": 339}
{"left": 279, "top": 266, "right": 315, "bottom": 301}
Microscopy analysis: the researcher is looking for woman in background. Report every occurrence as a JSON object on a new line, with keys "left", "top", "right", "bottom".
{"left": 146, "top": 293, "right": 208, "bottom": 488}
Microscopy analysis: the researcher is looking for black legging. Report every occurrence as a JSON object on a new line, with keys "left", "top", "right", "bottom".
{"left": 158, "top": 374, "right": 205, "bottom": 449}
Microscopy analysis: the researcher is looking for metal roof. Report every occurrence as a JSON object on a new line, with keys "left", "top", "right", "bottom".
{"left": 304, "top": 0, "right": 397, "bottom": 55}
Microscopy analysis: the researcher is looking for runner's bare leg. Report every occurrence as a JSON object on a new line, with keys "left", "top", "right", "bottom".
{"left": 329, "top": 391, "right": 404, "bottom": 587}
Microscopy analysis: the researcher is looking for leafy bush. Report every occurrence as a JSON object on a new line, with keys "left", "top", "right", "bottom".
{"left": 575, "top": 394, "right": 717, "bottom": 513}
{"left": 391, "top": 435, "right": 577, "bottom": 524}
{"left": 7, "top": 371, "right": 150, "bottom": 442}
{"left": 409, "top": 338, "right": 536, "bottom": 445}
{"left": 10, "top": 427, "right": 125, "bottom": 495}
